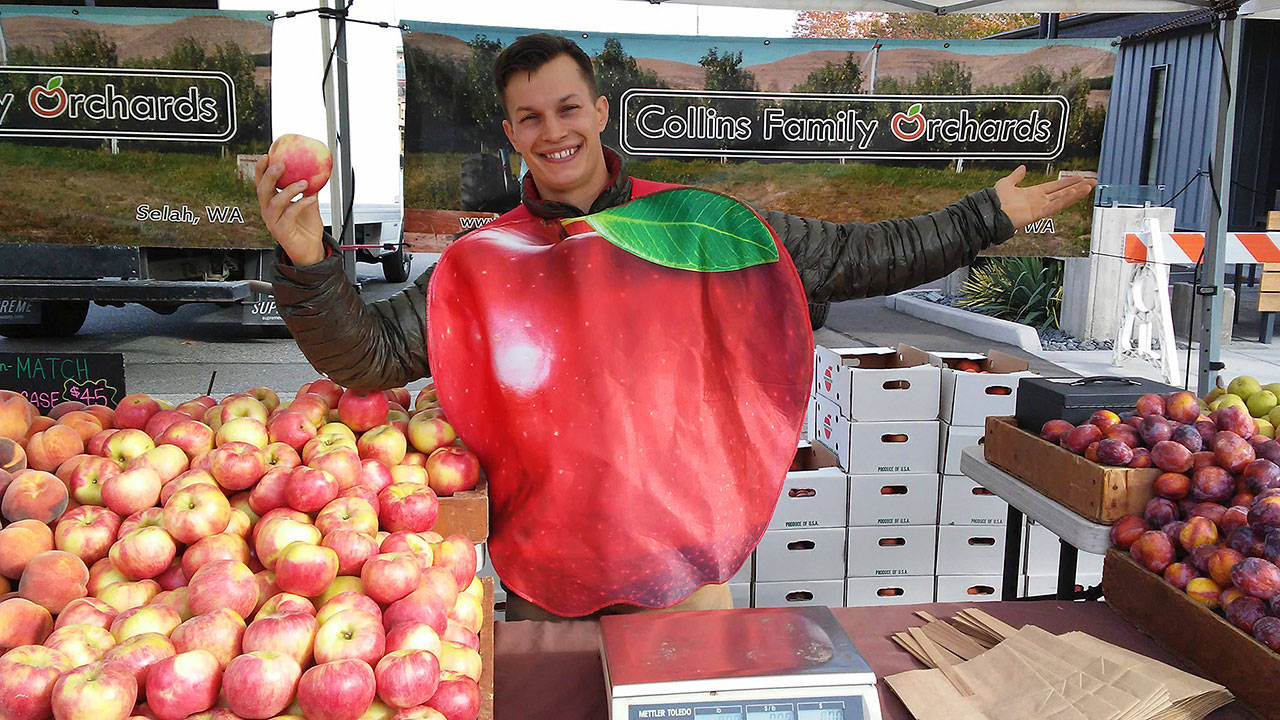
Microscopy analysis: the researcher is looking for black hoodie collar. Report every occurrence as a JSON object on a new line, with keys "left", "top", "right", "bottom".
{"left": 520, "top": 146, "right": 633, "bottom": 220}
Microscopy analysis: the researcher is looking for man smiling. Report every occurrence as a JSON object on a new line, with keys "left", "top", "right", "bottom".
{"left": 259, "top": 32, "right": 1095, "bottom": 621}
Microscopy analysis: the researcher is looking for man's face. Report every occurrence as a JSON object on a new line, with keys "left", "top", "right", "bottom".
{"left": 502, "top": 54, "right": 610, "bottom": 209}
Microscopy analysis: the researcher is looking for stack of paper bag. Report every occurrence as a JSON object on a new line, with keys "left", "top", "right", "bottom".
{"left": 886, "top": 610, "right": 1232, "bottom": 720}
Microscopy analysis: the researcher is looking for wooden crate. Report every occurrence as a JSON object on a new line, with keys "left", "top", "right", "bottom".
{"left": 1104, "top": 550, "right": 1279, "bottom": 718}
{"left": 1261, "top": 265, "right": 1280, "bottom": 312}
{"left": 435, "top": 479, "right": 489, "bottom": 542}
{"left": 983, "top": 416, "right": 1159, "bottom": 523}
{"left": 480, "top": 576, "right": 495, "bottom": 720}
{"left": 1267, "top": 210, "right": 1280, "bottom": 231}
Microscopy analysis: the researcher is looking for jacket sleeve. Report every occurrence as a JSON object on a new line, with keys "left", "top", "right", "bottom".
{"left": 270, "top": 243, "right": 432, "bottom": 390}
{"left": 760, "top": 187, "right": 1015, "bottom": 303}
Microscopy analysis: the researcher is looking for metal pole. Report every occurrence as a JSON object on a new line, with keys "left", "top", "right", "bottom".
{"left": 319, "top": 0, "right": 357, "bottom": 285}
{"left": 1197, "top": 12, "right": 1241, "bottom": 395}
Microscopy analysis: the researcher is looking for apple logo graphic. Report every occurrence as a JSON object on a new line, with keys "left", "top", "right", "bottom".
{"left": 891, "top": 103, "right": 926, "bottom": 142}
{"left": 823, "top": 366, "right": 833, "bottom": 392}
{"left": 29, "top": 76, "right": 67, "bottom": 119}
{"left": 823, "top": 415, "right": 832, "bottom": 440}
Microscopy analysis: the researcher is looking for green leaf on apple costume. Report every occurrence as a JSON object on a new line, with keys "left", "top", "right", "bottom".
{"left": 565, "top": 187, "right": 778, "bottom": 272}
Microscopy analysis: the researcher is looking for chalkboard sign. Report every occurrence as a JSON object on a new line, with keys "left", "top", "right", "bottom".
{"left": 0, "top": 352, "right": 126, "bottom": 413}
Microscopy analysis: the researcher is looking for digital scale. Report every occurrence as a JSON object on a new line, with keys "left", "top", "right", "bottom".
{"left": 600, "top": 605, "right": 883, "bottom": 720}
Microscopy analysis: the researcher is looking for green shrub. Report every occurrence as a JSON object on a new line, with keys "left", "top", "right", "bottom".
{"left": 958, "top": 256, "right": 1063, "bottom": 330}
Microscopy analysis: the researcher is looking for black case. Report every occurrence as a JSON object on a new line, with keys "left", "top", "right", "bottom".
{"left": 1015, "top": 376, "right": 1184, "bottom": 432}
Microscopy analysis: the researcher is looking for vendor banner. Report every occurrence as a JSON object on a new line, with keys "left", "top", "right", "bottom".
{"left": 0, "top": 5, "right": 272, "bottom": 249}
{"left": 402, "top": 22, "right": 1117, "bottom": 256}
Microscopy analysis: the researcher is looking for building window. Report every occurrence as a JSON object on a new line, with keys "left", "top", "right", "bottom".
{"left": 1142, "top": 65, "right": 1168, "bottom": 186}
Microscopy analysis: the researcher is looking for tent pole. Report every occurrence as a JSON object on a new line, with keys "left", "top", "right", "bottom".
{"left": 320, "top": 0, "right": 357, "bottom": 285}
{"left": 1197, "top": 10, "right": 1241, "bottom": 395}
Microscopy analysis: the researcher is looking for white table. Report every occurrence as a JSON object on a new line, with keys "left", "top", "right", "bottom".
{"left": 959, "top": 446, "right": 1113, "bottom": 600}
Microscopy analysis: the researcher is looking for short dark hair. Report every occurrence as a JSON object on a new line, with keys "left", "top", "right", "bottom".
{"left": 492, "top": 33, "right": 598, "bottom": 106}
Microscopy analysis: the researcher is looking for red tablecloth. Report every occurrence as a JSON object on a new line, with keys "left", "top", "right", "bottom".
{"left": 493, "top": 600, "right": 1259, "bottom": 720}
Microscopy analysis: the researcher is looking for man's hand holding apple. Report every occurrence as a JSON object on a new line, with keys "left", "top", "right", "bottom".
{"left": 255, "top": 134, "right": 332, "bottom": 267}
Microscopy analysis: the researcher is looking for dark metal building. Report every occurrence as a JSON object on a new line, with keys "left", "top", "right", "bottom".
{"left": 995, "top": 11, "right": 1280, "bottom": 233}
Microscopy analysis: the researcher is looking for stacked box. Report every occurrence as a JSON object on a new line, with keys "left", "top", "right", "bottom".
{"left": 931, "top": 350, "right": 1033, "bottom": 598}
{"left": 1022, "top": 520, "right": 1104, "bottom": 597}
{"left": 811, "top": 345, "right": 943, "bottom": 607}
{"left": 756, "top": 441, "right": 848, "bottom": 608}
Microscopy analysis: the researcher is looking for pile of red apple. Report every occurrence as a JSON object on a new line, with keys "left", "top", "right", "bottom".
{"left": 0, "top": 378, "right": 487, "bottom": 720}
{"left": 1053, "top": 392, "right": 1280, "bottom": 655}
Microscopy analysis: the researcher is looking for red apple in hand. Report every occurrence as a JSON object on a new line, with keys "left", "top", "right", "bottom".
{"left": 297, "top": 659, "right": 376, "bottom": 720}
{"left": 270, "top": 134, "right": 332, "bottom": 196}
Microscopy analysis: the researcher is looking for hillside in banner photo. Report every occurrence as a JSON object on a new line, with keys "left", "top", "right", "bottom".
{"left": 0, "top": 10, "right": 273, "bottom": 249}
{"left": 402, "top": 24, "right": 1115, "bottom": 257}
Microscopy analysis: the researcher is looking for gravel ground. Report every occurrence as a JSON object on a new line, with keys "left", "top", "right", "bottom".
{"left": 907, "top": 290, "right": 1116, "bottom": 351}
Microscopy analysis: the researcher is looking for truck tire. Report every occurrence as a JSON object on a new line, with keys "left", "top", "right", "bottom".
{"left": 382, "top": 247, "right": 412, "bottom": 283}
{"left": 0, "top": 300, "right": 90, "bottom": 338}
{"left": 460, "top": 153, "right": 519, "bottom": 213}
{"left": 809, "top": 301, "right": 830, "bottom": 330}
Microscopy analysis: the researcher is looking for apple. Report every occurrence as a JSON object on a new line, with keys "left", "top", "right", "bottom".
{"left": 225, "top": 507, "right": 253, "bottom": 540}
{"left": 56, "top": 597, "right": 118, "bottom": 631}
{"left": 144, "top": 649, "right": 221, "bottom": 720}
{"left": 100, "top": 631, "right": 175, "bottom": 690}
{"left": 255, "top": 517, "right": 323, "bottom": 571}
{"left": 114, "top": 394, "right": 162, "bottom": 431}
{"left": 357, "top": 425, "right": 407, "bottom": 467}
{"left": 169, "top": 607, "right": 245, "bottom": 669}
{"left": 389, "top": 465, "right": 427, "bottom": 486}
{"left": 175, "top": 398, "right": 214, "bottom": 421}
{"left": 242, "top": 612, "right": 318, "bottom": 668}
{"left": 297, "top": 658, "right": 376, "bottom": 720}
{"left": 248, "top": 466, "right": 293, "bottom": 515}
{"left": 216, "top": 417, "right": 270, "bottom": 451}
{"left": 223, "top": 650, "right": 302, "bottom": 720}
{"left": 288, "top": 394, "right": 331, "bottom": 431}
{"left": 141, "top": 410, "right": 187, "bottom": 440}
{"left": 256, "top": 592, "right": 314, "bottom": 619}
{"left": 181, "top": 533, "right": 251, "bottom": 580}
{"left": 101, "top": 467, "right": 163, "bottom": 517}
{"left": 85, "top": 429, "right": 117, "bottom": 459}
{"left": 315, "top": 609, "right": 385, "bottom": 666}
{"left": 187, "top": 560, "right": 258, "bottom": 619}
{"left": 315, "top": 576, "right": 365, "bottom": 607}
{"left": 374, "top": 650, "right": 440, "bottom": 710}
{"left": 51, "top": 661, "right": 137, "bottom": 720}
{"left": 269, "top": 134, "right": 333, "bottom": 197}
{"left": 275, "top": 542, "right": 340, "bottom": 598}
{"left": 406, "top": 416, "right": 454, "bottom": 457}
{"left": 44, "top": 623, "right": 116, "bottom": 669}
{"left": 96, "top": 579, "right": 161, "bottom": 614}
{"left": 251, "top": 507, "right": 312, "bottom": 544}
{"left": 110, "top": 526, "right": 178, "bottom": 581}
{"left": 67, "top": 455, "right": 119, "bottom": 507}
{"left": 442, "top": 622, "right": 478, "bottom": 652}
{"left": 158, "top": 469, "right": 216, "bottom": 505}
{"left": 249, "top": 387, "right": 281, "bottom": 412}
{"left": 0, "top": 644, "right": 75, "bottom": 720}
{"left": 385, "top": 410, "right": 410, "bottom": 436}
{"left": 220, "top": 396, "right": 269, "bottom": 426}
{"left": 317, "top": 496, "right": 379, "bottom": 536}
{"left": 109, "top": 604, "right": 182, "bottom": 643}
{"left": 377, "top": 484, "right": 439, "bottom": 533}
{"left": 303, "top": 435, "right": 354, "bottom": 466}
{"left": 447, "top": 592, "right": 483, "bottom": 636}
{"left": 384, "top": 623, "right": 442, "bottom": 658}
{"left": 283, "top": 466, "right": 338, "bottom": 513}
{"left": 117, "top": 506, "right": 165, "bottom": 538}
{"left": 361, "top": 553, "right": 422, "bottom": 605}
{"left": 104, "top": 430, "right": 155, "bottom": 470}
{"left": 432, "top": 536, "right": 478, "bottom": 592}
{"left": 150, "top": 586, "right": 192, "bottom": 621}
{"left": 337, "top": 390, "right": 389, "bottom": 434}
{"left": 382, "top": 587, "right": 448, "bottom": 635}
{"left": 306, "top": 380, "right": 346, "bottom": 408}
{"left": 424, "top": 448, "right": 479, "bottom": 497}
{"left": 418, "top": 568, "right": 458, "bottom": 609}
{"left": 162, "top": 482, "right": 232, "bottom": 544}
{"left": 322, "top": 529, "right": 380, "bottom": 577}
{"left": 311, "top": 447, "right": 362, "bottom": 491}
{"left": 263, "top": 442, "right": 302, "bottom": 471}
{"left": 210, "top": 442, "right": 268, "bottom": 491}
{"left": 413, "top": 385, "right": 438, "bottom": 410}
{"left": 426, "top": 675, "right": 480, "bottom": 720}
{"left": 153, "top": 559, "right": 187, "bottom": 591}
{"left": 342, "top": 484, "right": 382, "bottom": 515}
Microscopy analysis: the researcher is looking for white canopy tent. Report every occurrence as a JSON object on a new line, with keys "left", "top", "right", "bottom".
{"left": 630, "top": 0, "right": 1272, "bottom": 395}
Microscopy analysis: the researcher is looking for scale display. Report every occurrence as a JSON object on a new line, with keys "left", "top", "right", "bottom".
{"left": 602, "top": 606, "right": 881, "bottom": 720}
{"left": 628, "top": 696, "right": 861, "bottom": 719}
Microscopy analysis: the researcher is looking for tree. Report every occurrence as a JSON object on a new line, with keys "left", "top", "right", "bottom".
{"left": 793, "top": 11, "right": 1041, "bottom": 39}
{"left": 50, "top": 30, "right": 119, "bottom": 67}
{"left": 593, "top": 38, "right": 666, "bottom": 149}
{"left": 700, "top": 48, "right": 757, "bottom": 92}
{"left": 796, "top": 53, "right": 863, "bottom": 95}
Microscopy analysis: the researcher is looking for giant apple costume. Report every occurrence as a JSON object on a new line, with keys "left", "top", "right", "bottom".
{"left": 427, "top": 183, "right": 811, "bottom": 616}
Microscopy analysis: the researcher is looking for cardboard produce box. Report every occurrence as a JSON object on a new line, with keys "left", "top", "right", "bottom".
{"left": 813, "top": 344, "right": 940, "bottom": 421}
{"left": 755, "top": 527, "right": 847, "bottom": 582}
{"left": 984, "top": 416, "right": 1160, "bottom": 523}
{"left": 938, "top": 474, "right": 1007, "bottom": 526}
{"left": 846, "top": 525, "right": 937, "bottom": 578}
{"left": 847, "top": 473, "right": 939, "bottom": 526}
{"left": 1104, "top": 549, "right": 1280, "bottom": 718}
{"left": 929, "top": 349, "right": 1033, "bottom": 426}
{"left": 934, "top": 574, "right": 1001, "bottom": 602}
{"left": 935, "top": 525, "right": 1006, "bottom": 575}
{"left": 770, "top": 443, "right": 848, "bottom": 530}
{"left": 845, "top": 575, "right": 935, "bottom": 607}
{"left": 939, "top": 421, "right": 985, "bottom": 476}
{"left": 753, "top": 579, "right": 844, "bottom": 608}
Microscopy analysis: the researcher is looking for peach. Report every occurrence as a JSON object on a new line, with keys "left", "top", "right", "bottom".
{"left": 2, "top": 470, "right": 68, "bottom": 524}
{"left": 0, "top": 518, "right": 55, "bottom": 579}
{"left": 19, "top": 550, "right": 89, "bottom": 613}
{"left": 0, "top": 393, "right": 37, "bottom": 441}
{"left": 25, "top": 424, "right": 84, "bottom": 473}
{"left": 0, "top": 597, "right": 54, "bottom": 651}
{"left": 58, "top": 411, "right": 104, "bottom": 444}
{"left": 0, "top": 436, "right": 27, "bottom": 475}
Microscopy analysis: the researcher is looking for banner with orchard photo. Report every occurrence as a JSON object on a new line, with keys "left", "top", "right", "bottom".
{"left": 0, "top": 5, "right": 272, "bottom": 249}
{"left": 401, "top": 21, "right": 1117, "bottom": 257}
